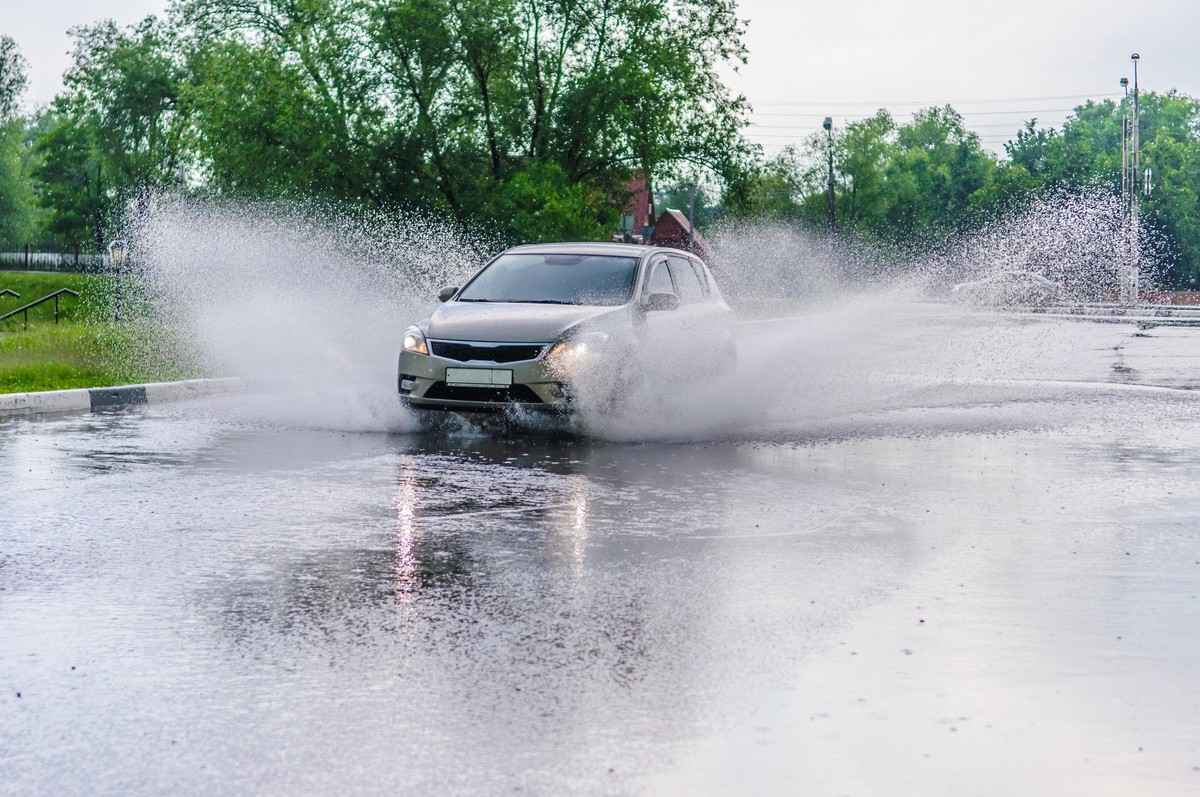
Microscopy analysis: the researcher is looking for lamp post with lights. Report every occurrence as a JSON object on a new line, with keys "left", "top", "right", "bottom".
{"left": 1129, "top": 53, "right": 1141, "bottom": 305}
{"left": 108, "top": 240, "right": 126, "bottom": 322}
{"left": 1120, "top": 76, "right": 1130, "bottom": 304}
{"left": 823, "top": 116, "right": 835, "bottom": 234}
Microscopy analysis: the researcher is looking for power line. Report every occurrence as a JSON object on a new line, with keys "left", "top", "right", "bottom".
{"left": 748, "top": 133, "right": 1032, "bottom": 141}
{"left": 749, "top": 121, "right": 1060, "bottom": 131}
{"left": 752, "top": 107, "right": 1084, "bottom": 119}
{"left": 752, "top": 92, "right": 1121, "bottom": 107}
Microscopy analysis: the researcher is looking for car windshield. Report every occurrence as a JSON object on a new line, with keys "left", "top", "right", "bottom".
{"left": 456, "top": 253, "right": 639, "bottom": 306}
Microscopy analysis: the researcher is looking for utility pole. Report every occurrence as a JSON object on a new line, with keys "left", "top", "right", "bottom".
{"left": 1120, "top": 76, "right": 1130, "bottom": 304}
{"left": 1130, "top": 53, "right": 1141, "bottom": 306}
{"left": 687, "top": 183, "right": 696, "bottom": 251}
{"left": 108, "top": 240, "right": 126, "bottom": 323}
{"left": 823, "top": 116, "right": 835, "bottom": 234}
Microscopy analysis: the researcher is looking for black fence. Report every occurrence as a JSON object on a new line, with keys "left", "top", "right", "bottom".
{"left": 0, "top": 248, "right": 108, "bottom": 273}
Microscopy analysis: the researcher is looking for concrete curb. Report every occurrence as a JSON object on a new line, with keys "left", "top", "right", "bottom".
{"left": 0, "top": 377, "right": 244, "bottom": 418}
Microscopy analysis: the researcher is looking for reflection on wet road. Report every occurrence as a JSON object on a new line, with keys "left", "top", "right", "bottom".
{"left": 3, "top": 328, "right": 1200, "bottom": 795}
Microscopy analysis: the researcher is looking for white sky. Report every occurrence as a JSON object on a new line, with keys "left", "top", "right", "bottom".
{"left": 6, "top": 0, "right": 1200, "bottom": 155}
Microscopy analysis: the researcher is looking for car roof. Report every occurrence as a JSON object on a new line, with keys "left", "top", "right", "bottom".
{"left": 503, "top": 242, "right": 676, "bottom": 259}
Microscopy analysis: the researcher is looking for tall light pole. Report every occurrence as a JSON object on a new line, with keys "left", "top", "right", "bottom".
{"left": 1120, "top": 76, "right": 1130, "bottom": 304}
{"left": 1129, "top": 53, "right": 1142, "bottom": 306}
{"left": 823, "top": 116, "right": 835, "bottom": 234}
{"left": 108, "top": 240, "right": 126, "bottom": 322}
{"left": 686, "top": 182, "right": 696, "bottom": 251}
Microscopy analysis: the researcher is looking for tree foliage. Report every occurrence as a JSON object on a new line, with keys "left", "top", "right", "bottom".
{"left": 0, "top": 36, "right": 34, "bottom": 246}
{"left": 745, "top": 92, "right": 1200, "bottom": 288}
{"left": 7, "top": 3, "right": 1200, "bottom": 292}
{"left": 11, "top": 1, "right": 755, "bottom": 248}
{"left": 0, "top": 36, "right": 29, "bottom": 122}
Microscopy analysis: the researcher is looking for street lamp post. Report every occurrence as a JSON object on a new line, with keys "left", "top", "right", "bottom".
{"left": 823, "top": 116, "right": 835, "bottom": 234}
{"left": 1130, "top": 53, "right": 1141, "bottom": 306}
{"left": 1120, "top": 76, "right": 1130, "bottom": 304}
{"left": 108, "top": 239, "right": 126, "bottom": 322}
{"left": 686, "top": 182, "right": 696, "bottom": 251}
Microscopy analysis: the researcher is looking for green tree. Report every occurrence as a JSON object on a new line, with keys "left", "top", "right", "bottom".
{"left": 0, "top": 35, "right": 29, "bottom": 121}
{"left": 741, "top": 146, "right": 805, "bottom": 221}
{"left": 22, "top": 0, "right": 756, "bottom": 246}
{"left": 997, "top": 92, "right": 1200, "bottom": 286}
{"left": 831, "top": 110, "right": 896, "bottom": 230}
{"left": 181, "top": 0, "right": 387, "bottom": 201}
{"left": 0, "top": 36, "right": 36, "bottom": 247}
{"left": 883, "top": 106, "right": 995, "bottom": 240}
{"left": 63, "top": 18, "right": 188, "bottom": 196}
{"left": 31, "top": 110, "right": 105, "bottom": 250}
{"left": 33, "top": 17, "right": 189, "bottom": 246}
{"left": 1137, "top": 92, "right": 1200, "bottom": 287}
{"left": 774, "top": 106, "right": 996, "bottom": 245}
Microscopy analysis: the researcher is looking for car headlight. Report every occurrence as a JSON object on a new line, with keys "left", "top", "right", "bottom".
{"left": 402, "top": 326, "right": 429, "bottom": 356}
{"left": 544, "top": 332, "right": 608, "bottom": 376}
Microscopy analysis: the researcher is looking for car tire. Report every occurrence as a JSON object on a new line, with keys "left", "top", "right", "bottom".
{"left": 599, "top": 355, "right": 644, "bottom": 416}
{"left": 715, "top": 340, "right": 738, "bottom": 379}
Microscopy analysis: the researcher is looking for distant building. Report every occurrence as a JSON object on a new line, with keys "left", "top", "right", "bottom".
{"left": 613, "top": 176, "right": 654, "bottom": 244}
{"left": 611, "top": 176, "right": 713, "bottom": 263}
{"left": 650, "top": 208, "right": 714, "bottom": 263}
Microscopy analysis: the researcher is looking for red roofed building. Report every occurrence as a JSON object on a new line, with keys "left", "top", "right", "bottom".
{"left": 611, "top": 176, "right": 714, "bottom": 264}
{"left": 650, "top": 208, "right": 714, "bottom": 263}
{"left": 613, "top": 176, "right": 655, "bottom": 244}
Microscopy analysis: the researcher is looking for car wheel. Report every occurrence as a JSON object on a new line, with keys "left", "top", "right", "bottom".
{"left": 716, "top": 341, "right": 738, "bottom": 379}
{"left": 597, "top": 356, "right": 644, "bottom": 416}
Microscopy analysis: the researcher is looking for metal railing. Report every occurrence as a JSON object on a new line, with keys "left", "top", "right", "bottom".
{"left": 0, "top": 289, "right": 19, "bottom": 299}
{"left": 0, "top": 249, "right": 107, "bottom": 272}
{"left": 0, "top": 289, "right": 81, "bottom": 329}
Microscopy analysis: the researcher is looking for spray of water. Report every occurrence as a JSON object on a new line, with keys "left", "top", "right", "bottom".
{"left": 128, "top": 197, "right": 493, "bottom": 432}
{"left": 578, "top": 187, "right": 1166, "bottom": 440}
{"left": 122, "top": 188, "right": 1159, "bottom": 440}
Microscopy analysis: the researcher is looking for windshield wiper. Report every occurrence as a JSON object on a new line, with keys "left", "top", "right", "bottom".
{"left": 457, "top": 298, "right": 491, "bottom": 302}
{"left": 520, "top": 299, "right": 578, "bottom": 305}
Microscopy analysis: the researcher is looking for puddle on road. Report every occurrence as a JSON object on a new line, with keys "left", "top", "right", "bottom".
{"left": 3, "top": 385, "right": 1200, "bottom": 794}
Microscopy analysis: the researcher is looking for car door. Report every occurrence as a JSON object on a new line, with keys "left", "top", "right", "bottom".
{"left": 682, "top": 255, "right": 736, "bottom": 363}
{"left": 638, "top": 256, "right": 687, "bottom": 383}
{"left": 665, "top": 255, "right": 716, "bottom": 365}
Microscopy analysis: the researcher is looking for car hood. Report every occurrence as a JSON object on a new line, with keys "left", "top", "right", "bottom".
{"left": 424, "top": 302, "right": 627, "bottom": 343}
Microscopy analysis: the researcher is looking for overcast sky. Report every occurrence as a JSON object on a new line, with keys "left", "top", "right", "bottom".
{"left": 7, "top": 0, "right": 1200, "bottom": 154}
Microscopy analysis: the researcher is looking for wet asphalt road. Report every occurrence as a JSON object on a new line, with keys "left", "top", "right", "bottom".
{"left": 2, "top": 314, "right": 1200, "bottom": 796}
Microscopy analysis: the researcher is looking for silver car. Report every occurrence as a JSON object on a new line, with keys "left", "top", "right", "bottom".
{"left": 398, "top": 243, "right": 736, "bottom": 413}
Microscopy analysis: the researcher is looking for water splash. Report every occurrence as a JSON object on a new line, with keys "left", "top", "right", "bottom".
{"left": 572, "top": 188, "right": 1168, "bottom": 440}
{"left": 127, "top": 197, "right": 493, "bottom": 432}
{"left": 121, "top": 189, "right": 1163, "bottom": 439}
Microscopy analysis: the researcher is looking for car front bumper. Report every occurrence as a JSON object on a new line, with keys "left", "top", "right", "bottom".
{"left": 398, "top": 345, "right": 571, "bottom": 412}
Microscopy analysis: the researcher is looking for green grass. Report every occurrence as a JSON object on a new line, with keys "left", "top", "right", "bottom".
{"left": 0, "top": 271, "right": 202, "bottom": 393}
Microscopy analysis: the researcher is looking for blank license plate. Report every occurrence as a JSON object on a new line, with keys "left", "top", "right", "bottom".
{"left": 445, "top": 368, "right": 513, "bottom": 387}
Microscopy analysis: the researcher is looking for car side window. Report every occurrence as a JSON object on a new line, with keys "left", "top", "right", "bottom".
{"left": 644, "top": 259, "right": 675, "bottom": 298}
{"left": 667, "top": 257, "right": 704, "bottom": 304}
{"left": 688, "top": 258, "right": 711, "bottom": 297}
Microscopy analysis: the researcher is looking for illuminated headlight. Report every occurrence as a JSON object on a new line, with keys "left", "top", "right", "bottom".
{"left": 544, "top": 333, "right": 608, "bottom": 376}
{"left": 402, "top": 326, "right": 428, "bottom": 355}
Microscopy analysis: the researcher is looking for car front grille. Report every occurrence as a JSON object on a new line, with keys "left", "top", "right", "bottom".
{"left": 430, "top": 341, "right": 546, "bottom": 363}
{"left": 423, "top": 382, "right": 544, "bottom": 404}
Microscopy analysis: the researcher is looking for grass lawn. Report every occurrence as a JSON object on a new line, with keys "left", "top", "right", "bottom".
{"left": 0, "top": 271, "right": 201, "bottom": 393}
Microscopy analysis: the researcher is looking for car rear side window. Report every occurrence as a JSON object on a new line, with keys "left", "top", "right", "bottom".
{"left": 667, "top": 257, "right": 704, "bottom": 304}
{"left": 688, "top": 259, "right": 711, "bottom": 297}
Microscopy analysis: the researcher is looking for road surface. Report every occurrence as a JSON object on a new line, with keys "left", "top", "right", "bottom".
{"left": 2, "top": 308, "right": 1199, "bottom": 795}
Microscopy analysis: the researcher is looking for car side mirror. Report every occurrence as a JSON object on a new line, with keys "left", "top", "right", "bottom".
{"left": 645, "top": 292, "right": 680, "bottom": 312}
{"left": 438, "top": 286, "right": 458, "bottom": 303}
